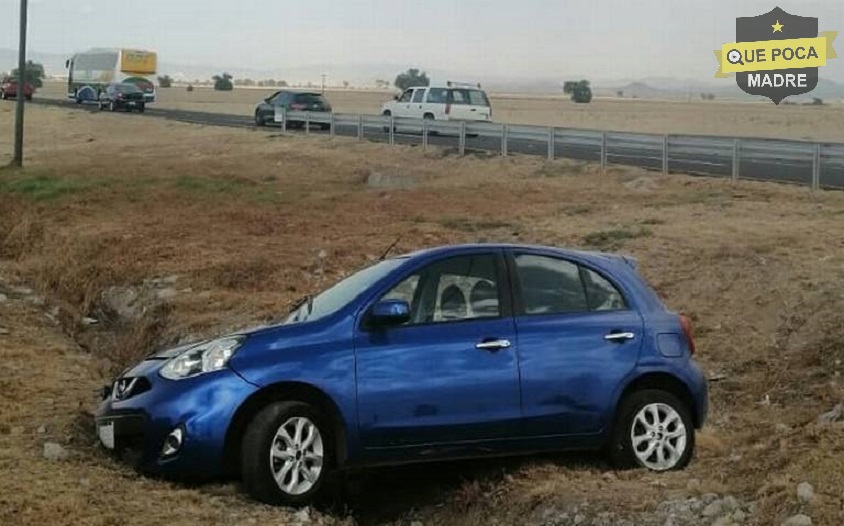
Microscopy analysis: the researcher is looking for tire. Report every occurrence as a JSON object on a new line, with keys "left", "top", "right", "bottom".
{"left": 607, "top": 389, "right": 694, "bottom": 471}
{"left": 26, "top": 94, "right": 32, "bottom": 101}
{"left": 255, "top": 112, "right": 265, "bottom": 127}
{"left": 241, "top": 401, "right": 332, "bottom": 506}
{"left": 138, "top": 103, "right": 145, "bottom": 114}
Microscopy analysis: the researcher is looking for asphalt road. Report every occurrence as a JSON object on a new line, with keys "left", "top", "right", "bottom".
{"left": 30, "top": 98, "right": 844, "bottom": 188}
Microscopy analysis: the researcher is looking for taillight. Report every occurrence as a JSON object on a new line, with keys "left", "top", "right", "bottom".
{"left": 445, "top": 103, "right": 451, "bottom": 115}
{"left": 680, "top": 315, "right": 696, "bottom": 355}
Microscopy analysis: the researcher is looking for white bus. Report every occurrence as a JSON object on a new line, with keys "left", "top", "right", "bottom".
{"left": 66, "top": 48, "right": 158, "bottom": 103}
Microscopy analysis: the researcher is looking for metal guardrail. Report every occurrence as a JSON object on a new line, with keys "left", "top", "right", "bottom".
{"left": 274, "top": 109, "right": 844, "bottom": 189}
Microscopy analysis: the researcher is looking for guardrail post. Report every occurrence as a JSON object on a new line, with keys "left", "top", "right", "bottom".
{"left": 357, "top": 115, "right": 363, "bottom": 141}
{"left": 422, "top": 120, "right": 429, "bottom": 150}
{"left": 662, "top": 134, "right": 669, "bottom": 175}
{"left": 601, "top": 131, "right": 608, "bottom": 172}
{"left": 547, "top": 127, "right": 555, "bottom": 161}
{"left": 305, "top": 112, "right": 310, "bottom": 134}
{"left": 812, "top": 143, "right": 821, "bottom": 191}
{"left": 329, "top": 113, "right": 335, "bottom": 138}
{"left": 459, "top": 122, "right": 467, "bottom": 156}
{"left": 732, "top": 138, "right": 740, "bottom": 182}
{"left": 389, "top": 116, "right": 395, "bottom": 146}
{"left": 501, "top": 124, "right": 508, "bottom": 157}
{"left": 281, "top": 109, "right": 287, "bottom": 133}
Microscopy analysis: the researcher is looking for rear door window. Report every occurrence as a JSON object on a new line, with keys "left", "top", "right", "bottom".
{"left": 293, "top": 93, "right": 326, "bottom": 105}
{"left": 427, "top": 88, "right": 448, "bottom": 103}
{"left": 412, "top": 89, "right": 426, "bottom": 103}
{"left": 514, "top": 255, "right": 587, "bottom": 314}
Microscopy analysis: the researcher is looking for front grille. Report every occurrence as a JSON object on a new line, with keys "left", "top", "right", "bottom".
{"left": 111, "top": 376, "right": 151, "bottom": 401}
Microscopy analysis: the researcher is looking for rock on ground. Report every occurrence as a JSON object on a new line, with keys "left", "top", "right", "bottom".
{"left": 797, "top": 482, "right": 814, "bottom": 504}
{"left": 782, "top": 514, "right": 812, "bottom": 526}
{"left": 43, "top": 442, "right": 68, "bottom": 461}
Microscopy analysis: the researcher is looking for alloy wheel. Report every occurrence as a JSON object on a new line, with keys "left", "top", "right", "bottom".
{"left": 269, "top": 416, "right": 324, "bottom": 496}
{"left": 630, "top": 402, "right": 687, "bottom": 470}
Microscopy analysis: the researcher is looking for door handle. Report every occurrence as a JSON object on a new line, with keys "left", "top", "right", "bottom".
{"left": 476, "top": 339, "right": 511, "bottom": 351}
{"left": 604, "top": 332, "right": 635, "bottom": 342}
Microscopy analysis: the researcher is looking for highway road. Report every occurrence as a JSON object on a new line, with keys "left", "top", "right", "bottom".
{"left": 32, "top": 98, "right": 844, "bottom": 189}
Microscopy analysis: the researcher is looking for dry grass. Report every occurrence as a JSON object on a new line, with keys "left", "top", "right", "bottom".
{"left": 36, "top": 80, "right": 844, "bottom": 142}
{"left": 1, "top": 104, "right": 844, "bottom": 525}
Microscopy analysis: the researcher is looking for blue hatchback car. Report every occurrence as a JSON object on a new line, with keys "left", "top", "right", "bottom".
{"left": 96, "top": 244, "right": 708, "bottom": 506}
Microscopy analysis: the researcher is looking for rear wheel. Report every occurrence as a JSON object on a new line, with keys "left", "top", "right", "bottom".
{"left": 241, "top": 401, "right": 332, "bottom": 506}
{"left": 607, "top": 389, "right": 694, "bottom": 471}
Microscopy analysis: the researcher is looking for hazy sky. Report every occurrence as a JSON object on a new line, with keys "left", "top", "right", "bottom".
{"left": 1, "top": 0, "right": 843, "bottom": 81}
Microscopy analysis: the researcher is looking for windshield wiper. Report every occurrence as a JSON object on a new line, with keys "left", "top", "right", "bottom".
{"left": 288, "top": 294, "right": 312, "bottom": 314}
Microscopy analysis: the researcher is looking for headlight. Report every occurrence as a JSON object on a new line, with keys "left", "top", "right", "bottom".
{"left": 159, "top": 337, "right": 244, "bottom": 380}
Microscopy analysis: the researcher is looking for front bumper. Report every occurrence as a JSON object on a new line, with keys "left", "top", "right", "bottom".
{"left": 95, "top": 364, "right": 257, "bottom": 479}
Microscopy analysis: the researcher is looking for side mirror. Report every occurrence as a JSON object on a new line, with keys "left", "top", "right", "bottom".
{"left": 369, "top": 300, "right": 410, "bottom": 327}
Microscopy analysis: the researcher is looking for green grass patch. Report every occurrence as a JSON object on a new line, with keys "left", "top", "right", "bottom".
{"left": 438, "top": 217, "right": 516, "bottom": 232}
{"left": 560, "top": 204, "right": 594, "bottom": 216}
{"left": 582, "top": 227, "right": 652, "bottom": 250}
{"left": 0, "top": 172, "right": 107, "bottom": 201}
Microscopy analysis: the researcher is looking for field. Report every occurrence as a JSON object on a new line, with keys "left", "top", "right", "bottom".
{"left": 37, "top": 80, "right": 844, "bottom": 143}
{"left": 1, "top": 102, "right": 844, "bottom": 526}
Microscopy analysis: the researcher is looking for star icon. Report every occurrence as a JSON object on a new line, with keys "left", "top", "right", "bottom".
{"left": 772, "top": 20, "right": 784, "bottom": 33}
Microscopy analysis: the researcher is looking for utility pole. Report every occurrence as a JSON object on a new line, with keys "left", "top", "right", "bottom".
{"left": 321, "top": 73, "right": 326, "bottom": 95}
{"left": 11, "top": 0, "right": 28, "bottom": 168}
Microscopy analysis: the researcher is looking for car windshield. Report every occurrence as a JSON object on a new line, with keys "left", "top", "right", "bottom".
{"left": 114, "top": 84, "right": 142, "bottom": 94}
{"left": 284, "top": 257, "right": 407, "bottom": 324}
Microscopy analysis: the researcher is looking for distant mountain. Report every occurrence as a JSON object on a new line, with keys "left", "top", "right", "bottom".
{"left": 2, "top": 47, "right": 842, "bottom": 100}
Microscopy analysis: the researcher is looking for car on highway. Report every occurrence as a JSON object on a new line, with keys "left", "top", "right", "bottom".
{"left": 381, "top": 81, "right": 492, "bottom": 123}
{"left": 95, "top": 243, "right": 708, "bottom": 506}
{"left": 98, "top": 82, "right": 147, "bottom": 113}
{"left": 0, "top": 77, "right": 34, "bottom": 101}
{"left": 254, "top": 90, "right": 332, "bottom": 129}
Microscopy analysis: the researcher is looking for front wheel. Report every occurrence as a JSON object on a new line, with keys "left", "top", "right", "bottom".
{"left": 607, "top": 389, "right": 694, "bottom": 471}
{"left": 241, "top": 401, "right": 332, "bottom": 506}
{"left": 255, "top": 112, "right": 265, "bottom": 127}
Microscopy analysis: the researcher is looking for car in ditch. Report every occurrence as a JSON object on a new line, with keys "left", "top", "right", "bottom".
{"left": 98, "top": 82, "right": 147, "bottom": 113}
{"left": 254, "top": 90, "right": 332, "bottom": 129}
{"left": 95, "top": 243, "right": 708, "bottom": 506}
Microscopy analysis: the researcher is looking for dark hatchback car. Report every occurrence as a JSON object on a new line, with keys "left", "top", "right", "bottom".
{"left": 95, "top": 244, "right": 708, "bottom": 506}
{"left": 254, "top": 90, "right": 332, "bottom": 129}
{"left": 98, "top": 83, "right": 146, "bottom": 113}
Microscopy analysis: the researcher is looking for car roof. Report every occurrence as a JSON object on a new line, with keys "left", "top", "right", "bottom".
{"left": 397, "top": 243, "right": 632, "bottom": 266}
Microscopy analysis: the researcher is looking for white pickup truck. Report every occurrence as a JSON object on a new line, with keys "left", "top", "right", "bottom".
{"left": 380, "top": 81, "right": 492, "bottom": 123}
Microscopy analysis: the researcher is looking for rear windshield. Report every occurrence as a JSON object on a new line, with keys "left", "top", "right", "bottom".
{"left": 293, "top": 93, "right": 327, "bottom": 104}
{"left": 426, "top": 88, "right": 490, "bottom": 107}
{"left": 114, "top": 84, "right": 142, "bottom": 93}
